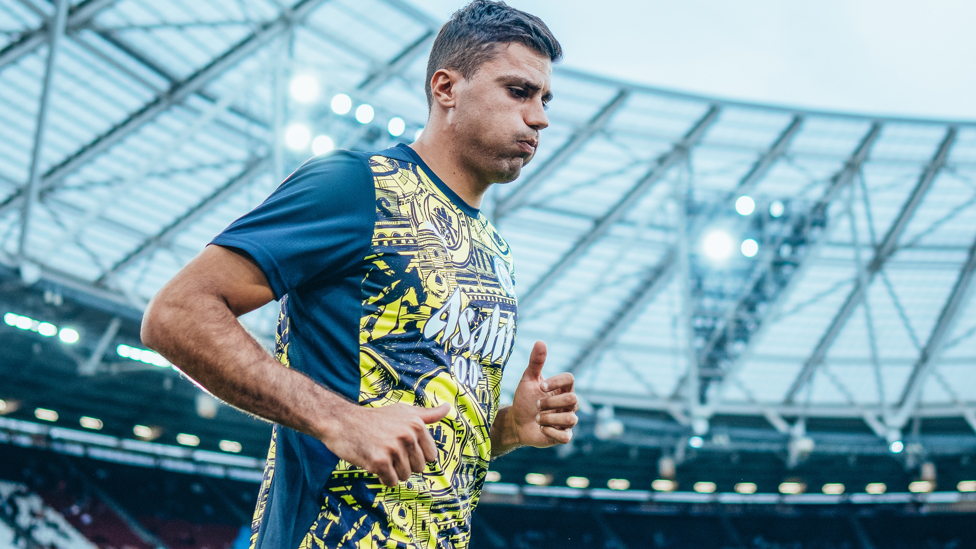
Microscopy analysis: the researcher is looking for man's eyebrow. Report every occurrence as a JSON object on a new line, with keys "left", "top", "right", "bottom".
{"left": 497, "top": 74, "right": 553, "bottom": 102}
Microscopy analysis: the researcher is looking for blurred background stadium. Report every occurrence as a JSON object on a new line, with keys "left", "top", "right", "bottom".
{"left": 1, "top": 0, "right": 976, "bottom": 547}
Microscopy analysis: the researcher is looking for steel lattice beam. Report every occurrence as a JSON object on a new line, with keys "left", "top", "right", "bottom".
{"left": 0, "top": 0, "right": 118, "bottom": 71}
{"left": 493, "top": 89, "right": 630, "bottom": 220}
{"left": 519, "top": 105, "right": 720, "bottom": 308}
{"left": 99, "top": 156, "right": 272, "bottom": 281}
{"left": 0, "top": 0, "right": 331, "bottom": 219}
{"left": 783, "top": 126, "right": 958, "bottom": 403}
{"left": 890, "top": 233, "right": 976, "bottom": 427}
{"left": 707, "top": 122, "right": 883, "bottom": 408}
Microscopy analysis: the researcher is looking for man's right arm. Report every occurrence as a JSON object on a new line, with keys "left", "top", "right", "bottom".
{"left": 141, "top": 244, "right": 447, "bottom": 486}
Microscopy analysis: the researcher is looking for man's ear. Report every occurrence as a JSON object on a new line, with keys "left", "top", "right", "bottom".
{"left": 429, "top": 68, "right": 460, "bottom": 109}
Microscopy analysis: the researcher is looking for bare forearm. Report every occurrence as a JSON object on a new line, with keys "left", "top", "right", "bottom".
{"left": 142, "top": 292, "right": 350, "bottom": 442}
{"left": 489, "top": 406, "right": 522, "bottom": 458}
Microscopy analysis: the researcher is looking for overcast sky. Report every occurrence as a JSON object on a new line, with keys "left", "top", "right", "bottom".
{"left": 410, "top": 0, "right": 976, "bottom": 121}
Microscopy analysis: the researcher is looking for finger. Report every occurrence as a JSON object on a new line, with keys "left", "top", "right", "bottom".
{"left": 417, "top": 403, "right": 451, "bottom": 424}
{"left": 520, "top": 340, "right": 547, "bottom": 383}
{"left": 541, "top": 425, "right": 573, "bottom": 444}
{"left": 407, "top": 440, "right": 426, "bottom": 475}
{"left": 392, "top": 448, "right": 411, "bottom": 484}
{"left": 539, "top": 393, "right": 577, "bottom": 412}
{"left": 542, "top": 372, "right": 575, "bottom": 394}
{"left": 538, "top": 411, "right": 578, "bottom": 429}
{"left": 373, "top": 461, "right": 397, "bottom": 487}
{"left": 419, "top": 428, "right": 439, "bottom": 463}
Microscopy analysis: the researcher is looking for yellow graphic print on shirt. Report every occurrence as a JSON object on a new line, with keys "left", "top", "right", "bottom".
{"left": 294, "top": 154, "right": 518, "bottom": 549}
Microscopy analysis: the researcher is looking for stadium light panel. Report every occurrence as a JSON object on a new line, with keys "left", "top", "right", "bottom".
{"left": 388, "top": 117, "right": 406, "bottom": 137}
{"left": 219, "top": 440, "right": 242, "bottom": 453}
{"left": 34, "top": 408, "right": 58, "bottom": 422}
{"left": 651, "top": 479, "right": 675, "bottom": 492}
{"left": 703, "top": 230, "right": 734, "bottom": 261}
{"left": 566, "top": 476, "right": 589, "bottom": 488}
{"left": 779, "top": 482, "right": 805, "bottom": 495}
{"left": 133, "top": 425, "right": 156, "bottom": 439}
{"left": 311, "top": 135, "right": 334, "bottom": 156}
{"left": 80, "top": 416, "right": 103, "bottom": 430}
{"left": 525, "top": 473, "right": 552, "bottom": 486}
{"left": 822, "top": 483, "right": 845, "bottom": 495}
{"left": 289, "top": 74, "right": 320, "bottom": 103}
{"left": 59, "top": 328, "right": 79, "bottom": 344}
{"left": 16, "top": 315, "right": 32, "bottom": 330}
{"left": 485, "top": 471, "right": 501, "bottom": 483}
{"left": 37, "top": 322, "right": 57, "bottom": 336}
{"left": 735, "top": 482, "right": 757, "bottom": 494}
{"left": 3, "top": 313, "right": 17, "bottom": 326}
{"left": 285, "top": 123, "right": 311, "bottom": 151}
{"left": 355, "top": 104, "right": 375, "bottom": 124}
{"left": 694, "top": 482, "right": 716, "bottom": 494}
{"left": 735, "top": 196, "right": 755, "bottom": 216}
{"left": 865, "top": 483, "right": 886, "bottom": 494}
{"left": 909, "top": 480, "right": 934, "bottom": 493}
{"left": 889, "top": 440, "right": 904, "bottom": 453}
{"left": 177, "top": 433, "right": 200, "bottom": 447}
{"left": 608, "top": 478, "right": 630, "bottom": 490}
{"left": 741, "top": 239, "right": 759, "bottom": 258}
{"left": 331, "top": 94, "right": 352, "bottom": 114}
{"left": 769, "top": 200, "right": 785, "bottom": 218}
{"left": 688, "top": 436, "right": 703, "bottom": 448}
{"left": 957, "top": 481, "right": 976, "bottom": 492}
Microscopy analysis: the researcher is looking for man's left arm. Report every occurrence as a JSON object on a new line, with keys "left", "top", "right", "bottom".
{"left": 490, "top": 341, "right": 578, "bottom": 457}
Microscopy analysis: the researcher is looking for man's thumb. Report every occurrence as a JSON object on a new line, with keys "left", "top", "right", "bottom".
{"left": 521, "top": 340, "right": 547, "bottom": 381}
{"left": 418, "top": 403, "right": 451, "bottom": 424}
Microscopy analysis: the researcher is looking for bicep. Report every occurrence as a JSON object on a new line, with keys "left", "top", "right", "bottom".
{"left": 164, "top": 245, "right": 275, "bottom": 317}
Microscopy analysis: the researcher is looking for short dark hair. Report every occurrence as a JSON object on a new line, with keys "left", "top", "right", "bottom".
{"left": 425, "top": 0, "right": 562, "bottom": 109}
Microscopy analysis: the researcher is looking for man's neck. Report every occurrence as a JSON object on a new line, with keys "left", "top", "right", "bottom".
{"left": 408, "top": 138, "right": 488, "bottom": 210}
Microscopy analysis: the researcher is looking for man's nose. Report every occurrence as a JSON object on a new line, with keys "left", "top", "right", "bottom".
{"left": 525, "top": 100, "right": 549, "bottom": 131}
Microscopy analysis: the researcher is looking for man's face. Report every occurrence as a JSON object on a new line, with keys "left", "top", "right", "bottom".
{"left": 448, "top": 42, "right": 552, "bottom": 185}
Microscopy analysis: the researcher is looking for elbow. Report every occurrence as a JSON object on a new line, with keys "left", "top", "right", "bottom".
{"left": 140, "top": 294, "right": 170, "bottom": 351}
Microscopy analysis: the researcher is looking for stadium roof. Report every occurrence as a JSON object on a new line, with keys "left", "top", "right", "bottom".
{"left": 2, "top": 0, "right": 976, "bottom": 447}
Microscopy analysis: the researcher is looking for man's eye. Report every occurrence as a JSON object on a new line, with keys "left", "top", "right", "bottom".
{"left": 509, "top": 87, "right": 527, "bottom": 98}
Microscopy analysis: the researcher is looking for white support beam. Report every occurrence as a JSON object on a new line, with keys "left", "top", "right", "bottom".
{"left": 707, "top": 122, "right": 884, "bottom": 410}
{"left": 0, "top": 0, "right": 332, "bottom": 218}
{"left": 890, "top": 233, "right": 976, "bottom": 428}
{"left": 784, "top": 126, "right": 958, "bottom": 403}
{"left": 519, "top": 105, "right": 720, "bottom": 308}
{"left": 0, "top": 0, "right": 118, "bottom": 71}
{"left": 18, "top": 0, "right": 69, "bottom": 261}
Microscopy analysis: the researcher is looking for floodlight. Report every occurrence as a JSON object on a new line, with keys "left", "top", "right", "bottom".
{"left": 889, "top": 440, "right": 904, "bottom": 453}
{"left": 177, "top": 433, "right": 200, "bottom": 447}
{"left": 485, "top": 471, "right": 501, "bottom": 482}
{"left": 16, "top": 316, "right": 32, "bottom": 330}
{"left": 702, "top": 230, "right": 734, "bottom": 261}
{"left": 289, "top": 74, "right": 320, "bottom": 103}
{"left": 525, "top": 473, "right": 552, "bottom": 486}
{"left": 652, "top": 479, "right": 675, "bottom": 492}
{"left": 567, "top": 476, "right": 589, "bottom": 488}
{"left": 957, "top": 480, "right": 976, "bottom": 492}
{"left": 909, "top": 480, "right": 934, "bottom": 493}
{"left": 741, "top": 238, "right": 759, "bottom": 258}
{"left": 735, "top": 482, "right": 757, "bottom": 494}
{"left": 688, "top": 436, "right": 703, "bottom": 448}
{"left": 35, "top": 408, "right": 58, "bottom": 422}
{"left": 608, "top": 478, "right": 630, "bottom": 490}
{"left": 311, "top": 135, "right": 334, "bottom": 156}
{"left": 735, "top": 196, "right": 755, "bottom": 216}
{"left": 822, "top": 483, "right": 845, "bottom": 495}
{"left": 37, "top": 322, "right": 57, "bottom": 336}
{"left": 331, "top": 94, "right": 352, "bottom": 114}
{"left": 694, "top": 482, "right": 716, "bottom": 493}
{"left": 388, "top": 117, "right": 405, "bottom": 137}
{"left": 779, "top": 482, "right": 804, "bottom": 495}
{"left": 865, "top": 483, "right": 886, "bottom": 494}
{"left": 769, "top": 200, "right": 785, "bottom": 218}
{"left": 80, "top": 416, "right": 103, "bottom": 430}
{"left": 355, "top": 104, "right": 375, "bottom": 124}
{"left": 220, "top": 440, "right": 242, "bottom": 453}
{"left": 58, "top": 328, "right": 79, "bottom": 344}
{"left": 285, "top": 123, "right": 311, "bottom": 151}
{"left": 133, "top": 425, "right": 153, "bottom": 438}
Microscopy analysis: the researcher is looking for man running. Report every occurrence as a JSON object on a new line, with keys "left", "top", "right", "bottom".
{"left": 142, "top": 2, "right": 577, "bottom": 548}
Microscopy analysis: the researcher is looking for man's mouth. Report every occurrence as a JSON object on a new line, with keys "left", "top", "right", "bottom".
{"left": 517, "top": 139, "right": 537, "bottom": 154}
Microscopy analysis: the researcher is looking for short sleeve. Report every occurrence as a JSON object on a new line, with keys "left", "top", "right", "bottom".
{"left": 210, "top": 151, "right": 375, "bottom": 300}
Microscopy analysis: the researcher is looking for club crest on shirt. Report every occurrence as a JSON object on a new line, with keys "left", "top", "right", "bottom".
{"left": 493, "top": 256, "right": 515, "bottom": 297}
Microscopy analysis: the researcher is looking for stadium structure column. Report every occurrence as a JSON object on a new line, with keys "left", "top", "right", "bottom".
{"left": 784, "top": 126, "right": 958, "bottom": 404}
{"left": 18, "top": 0, "right": 69, "bottom": 262}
